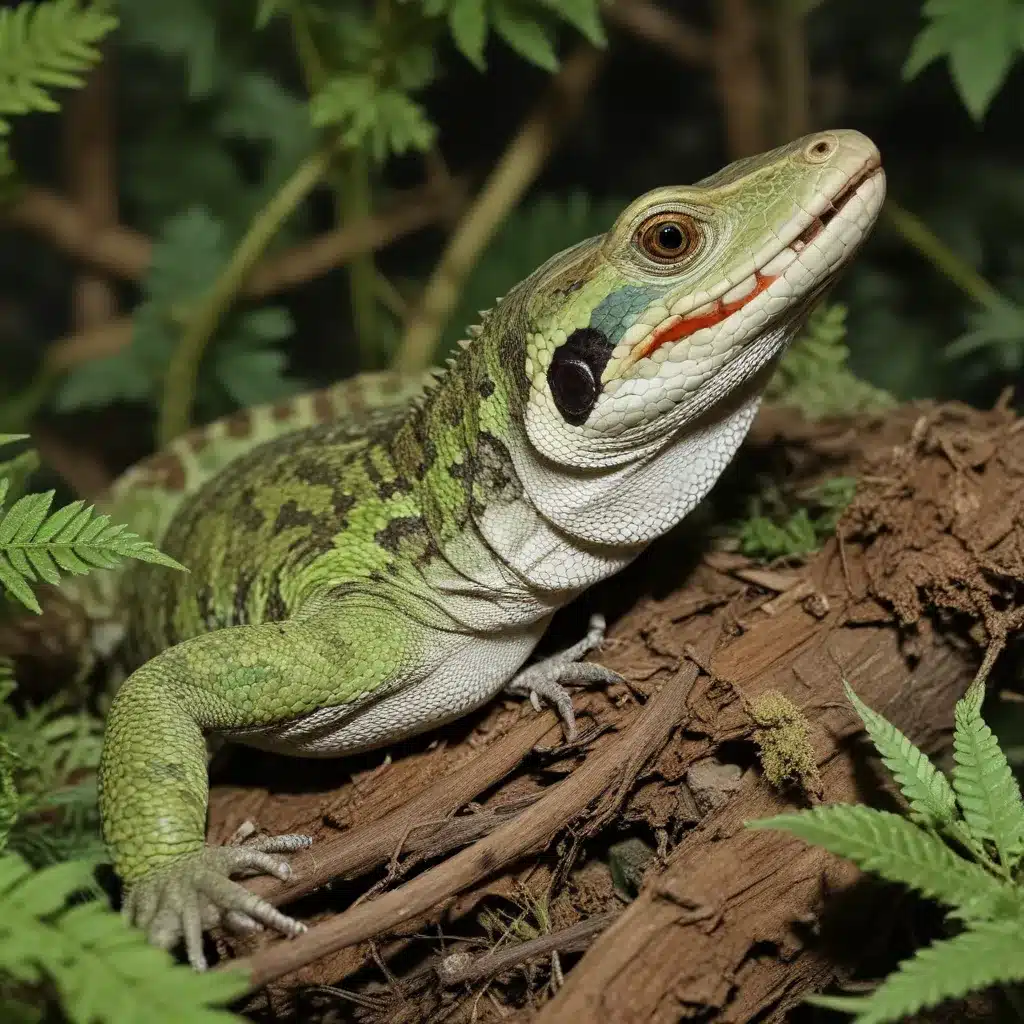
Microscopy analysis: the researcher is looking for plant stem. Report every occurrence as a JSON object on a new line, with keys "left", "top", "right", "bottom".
{"left": 290, "top": 2, "right": 381, "bottom": 364}
{"left": 883, "top": 202, "right": 1007, "bottom": 311}
{"left": 157, "top": 144, "right": 334, "bottom": 446}
{"left": 394, "top": 46, "right": 603, "bottom": 373}
{"left": 339, "top": 150, "right": 381, "bottom": 367}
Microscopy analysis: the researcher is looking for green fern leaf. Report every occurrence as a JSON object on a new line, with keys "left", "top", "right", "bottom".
{"left": 844, "top": 682, "right": 958, "bottom": 829}
{"left": 767, "top": 303, "right": 895, "bottom": 419}
{"left": 448, "top": 0, "right": 487, "bottom": 67}
{"left": 0, "top": 0, "right": 117, "bottom": 133}
{"left": 311, "top": 73, "right": 435, "bottom": 162}
{"left": 749, "top": 804, "right": 1019, "bottom": 920}
{"left": 0, "top": 447, "right": 40, "bottom": 508}
{"left": 537, "top": 0, "right": 605, "bottom": 46}
{"left": 0, "top": 853, "right": 250, "bottom": 1022}
{"left": 492, "top": 0, "right": 558, "bottom": 70}
{"left": 811, "top": 919, "right": 1024, "bottom": 1024}
{"left": 953, "top": 694, "right": 1024, "bottom": 869}
{"left": 0, "top": 491, "right": 186, "bottom": 614}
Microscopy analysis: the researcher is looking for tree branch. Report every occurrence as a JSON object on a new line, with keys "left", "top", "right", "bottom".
{"left": 712, "top": 0, "right": 769, "bottom": 158}
{"left": 62, "top": 55, "right": 119, "bottom": 329}
{"left": 5, "top": 179, "right": 460, "bottom": 306}
{"left": 604, "top": 0, "right": 710, "bottom": 65}
{"left": 225, "top": 635, "right": 714, "bottom": 986}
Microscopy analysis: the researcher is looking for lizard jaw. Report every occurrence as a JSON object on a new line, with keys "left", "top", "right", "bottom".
{"left": 613, "top": 157, "right": 886, "bottom": 374}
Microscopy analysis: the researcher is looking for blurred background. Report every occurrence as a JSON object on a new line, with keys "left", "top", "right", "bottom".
{"left": 1, "top": 0, "right": 1022, "bottom": 494}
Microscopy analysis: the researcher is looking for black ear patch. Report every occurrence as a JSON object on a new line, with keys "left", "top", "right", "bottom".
{"left": 547, "top": 327, "right": 613, "bottom": 426}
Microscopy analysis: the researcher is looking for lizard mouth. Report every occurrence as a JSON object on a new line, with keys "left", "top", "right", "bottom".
{"left": 791, "top": 159, "right": 882, "bottom": 252}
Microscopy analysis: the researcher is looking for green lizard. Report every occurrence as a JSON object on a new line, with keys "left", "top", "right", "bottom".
{"left": 93, "top": 130, "right": 885, "bottom": 968}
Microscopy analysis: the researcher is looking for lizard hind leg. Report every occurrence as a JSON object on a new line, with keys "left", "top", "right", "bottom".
{"left": 504, "top": 614, "right": 624, "bottom": 742}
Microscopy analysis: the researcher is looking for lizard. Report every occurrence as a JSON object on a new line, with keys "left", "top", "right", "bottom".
{"left": 93, "top": 129, "right": 886, "bottom": 969}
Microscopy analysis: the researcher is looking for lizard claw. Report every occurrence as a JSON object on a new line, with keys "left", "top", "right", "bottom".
{"left": 122, "top": 834, "right": 312, "bottom": 970}
{"left": 506, "top": 613, "right": 625, "bottom": 742}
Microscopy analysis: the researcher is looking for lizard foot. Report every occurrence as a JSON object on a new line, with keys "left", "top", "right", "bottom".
{"left": 122, "top": 832, "right": 312, "bottom": 970}
{"left": 505, "top": 613, "right": 624, "bottom": 742}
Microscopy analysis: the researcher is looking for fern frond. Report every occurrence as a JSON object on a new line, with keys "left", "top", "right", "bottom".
{"left": 0, "top": 0, "right": 117, "bottom": 133}
{"left": 0, "top": 660, "right": 17, "bottom": 853}
{"left": 749, "top": 804, "right": 1018, "bottom": 921}
{"left": 0, "top": 852, "right": 250, "bottom": 1022}
{"left": 0, "top": 446, "right": 40, "bottom": 509}
{"left": 810, "top": 920, "right": 1024, "bottom": 1024}
{"left": 0, "top": 672, "right": 105, "bottom": 867}
{"left": 767, "top": 303, "right": 895, "bottom": 419}
{"left": 953, "top": 694, "right": 1024, "bottom": 871}
{"left": 0, "top": 491, "right": 186, "bottom": 614}
{"left": 844, "top": 683, "right": 958, "bottom": 829}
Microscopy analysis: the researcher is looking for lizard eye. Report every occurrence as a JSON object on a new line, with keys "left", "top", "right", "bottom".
{"left": 547, "top": 327, "right": 613, "bottom": 426}
{"left": 636, "top": 214, "right": 699, "bottom": 264}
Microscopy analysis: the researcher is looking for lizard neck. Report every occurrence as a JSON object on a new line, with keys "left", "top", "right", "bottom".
{"left": 388, "top": 312, "right": 779, "bottom": 625}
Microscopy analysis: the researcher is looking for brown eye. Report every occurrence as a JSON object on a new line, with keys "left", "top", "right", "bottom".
{"left": 637, "top": 215, "right": 699, "bottom": 263}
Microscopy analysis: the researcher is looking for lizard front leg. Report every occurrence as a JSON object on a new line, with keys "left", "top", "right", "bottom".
{"left": 98, "top": 600, "right": 412, "bottom": 969}
{"left": 505, "top": 614, "right": 624, "bottom": 741}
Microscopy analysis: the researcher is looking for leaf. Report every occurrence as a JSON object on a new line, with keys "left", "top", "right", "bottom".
{"left": 768, "top": 303, "right": 895, "bottom": 419}
{"left": 0, "top": 446, "right": 40, "bottom": 506}
{"left": 58, "top": 202, "right": 300, "bottom": 416}
{"left": 448, "top": 0, "right": 487, "bottom": 68}
{"left": 311, "top": 74, "right": 435, "bottom": 162}
{"left": 214, "top": 308, "right": 299, "bottom": 408}
{"left": 945, "top": 300, "right": 1024, "bottom": 371}
{"left": 537, "top": 0, "right": 605, "bottom": 46}
{"left": 810, "top": 920, "right": 1024, "bottom": 1024}
{"left": 0, "top": 0, "right": 118, "bottom": 134}
{"left": 902, "top": 0, "right": 1023, "bottom": 120}
{"left": 254, "top": 0, "right": 286, "bottom": 29}
{"left": 952, "top": 693, "right": 1024, "bottom": 869}
{"left": 844, "top": 682, "right": 958, "bottom": 830}
{"left": 116, "top": 0, "right": 218, "bottom": 98}
{"left": 749, "top": 804, "right": 1019, "bottom": 921}
{"left": 0, "top": 490, "right": 186, "bottom": 614}
{"left": 492, "top": 0, "right": 559, "bottom": 71}
{"left": 0, "top": 852, "right": 251, "bottom": 1022}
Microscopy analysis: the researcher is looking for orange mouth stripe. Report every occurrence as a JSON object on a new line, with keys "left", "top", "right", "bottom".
{"left": 635, "top": 271, "right": 777, "bottom": 361}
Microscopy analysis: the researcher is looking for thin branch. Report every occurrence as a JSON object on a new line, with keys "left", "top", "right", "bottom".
{"left": 157, "top": 144, "right": 336, "bottom": 445}
{"left": 712, "top": 0, "right": 769, "bottom": 158}
{"left": 38, "top": 182, "right": 460, "bottom": 375}
{"left": 393, "top": 45, "right": 604, "bottom": 373}
{"left": 3, "top": 187, "right": 151, "bottom": 281}
{"left": 604, "top": 0, "right": 710, "bottom": 65}
{"left": 772, "top": 0, "right": 811, "bottom": 141}
{"left": 436, "top": 911, "right": 620, "bottom": 987}
{"left": 62, "top": 54, "right": 119, "bottom": 328}
{"left": 883, "top": 201, "right": 1009, "bottom": 311}
{"left": 226, "top": 636, "right": 713, "bottom": 986}
{"left": 44, "top": 316, "right": 132, "bottom": 372}
{"left": 5, "top": 179, "right": 460, "bottom": 303}
{"left": 242, "top": 712, "right": 560, "bottom": 908}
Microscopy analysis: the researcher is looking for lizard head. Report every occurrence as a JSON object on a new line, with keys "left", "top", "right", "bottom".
{"left": 514, "top": 129, "right": 885, "bottom": 470}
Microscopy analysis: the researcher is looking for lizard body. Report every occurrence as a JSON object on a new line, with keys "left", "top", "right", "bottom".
{"left": 96, "top": 131, "right": 885, "bottom": 966}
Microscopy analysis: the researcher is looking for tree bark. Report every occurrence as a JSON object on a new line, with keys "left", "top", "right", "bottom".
{"left": 204, "top": 399, "right": 1023, "bottom": 1019}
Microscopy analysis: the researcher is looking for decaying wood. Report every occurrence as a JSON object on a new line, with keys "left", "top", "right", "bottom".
{"left": 205, "top": 399, "right": 1024, "bottom": 1020}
